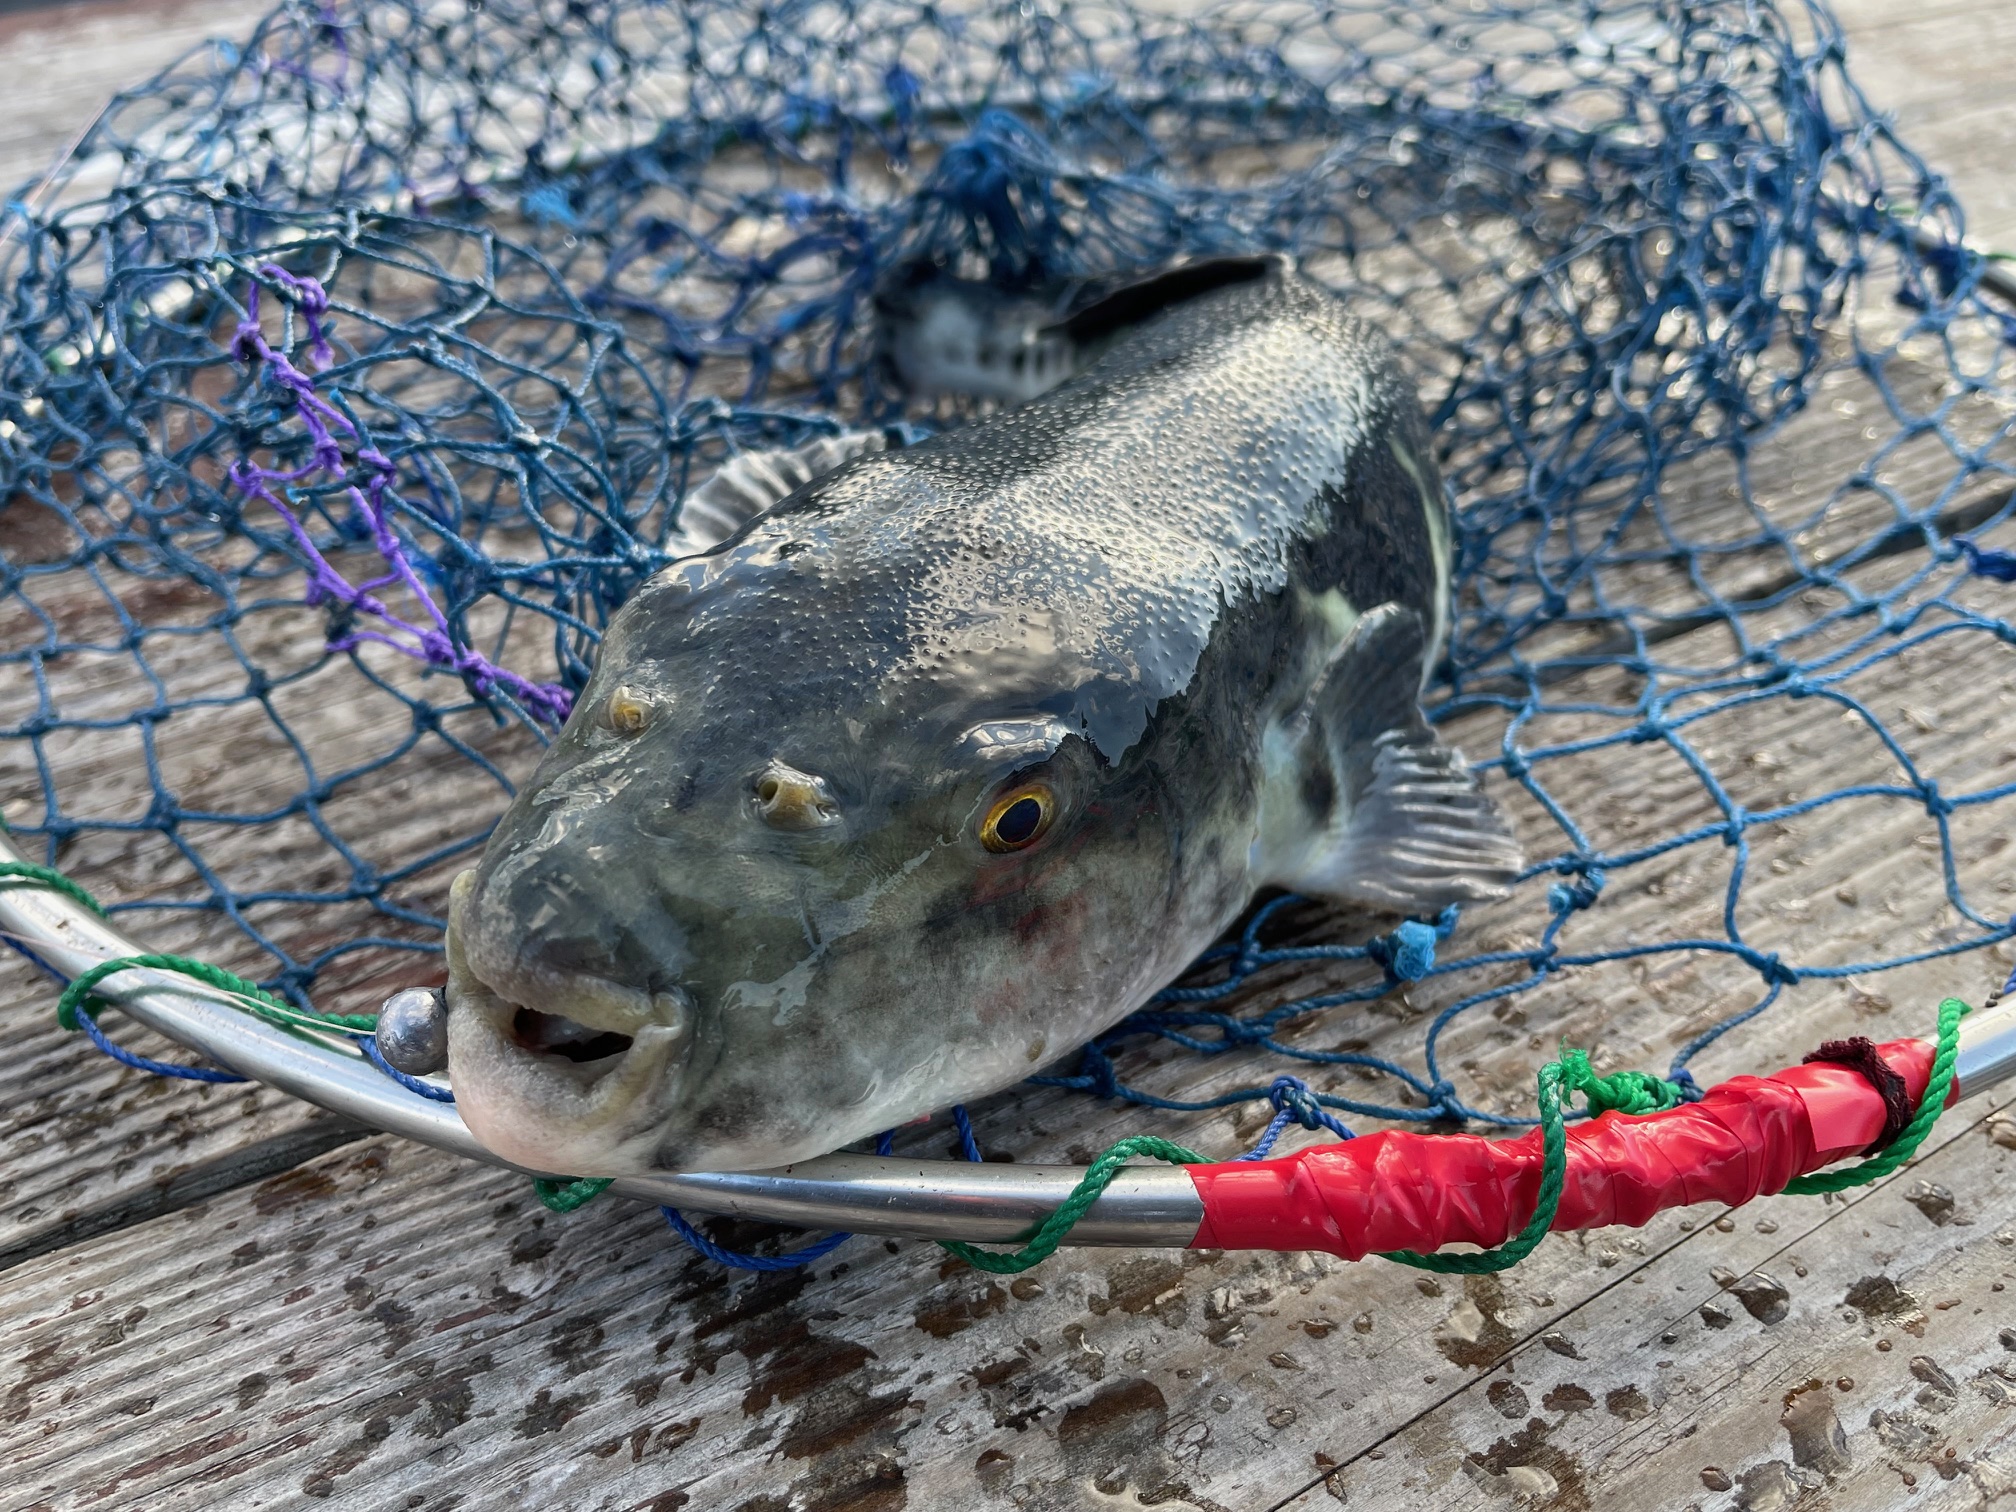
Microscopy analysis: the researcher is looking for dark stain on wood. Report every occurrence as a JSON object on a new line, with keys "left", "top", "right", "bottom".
{"left": 1089, "top": 1256, "right": 1185, "bottom": 1319}
{"left": 515, "top": 1386, "right": 596, "bottom": 1439}
{"left": 1056, "top": 1376, "right": 1169, "bottom": 1447}
{"left": 911, "top": 1277, "right": 1007, "bottom": 1338}
{"left": 742, "top": 1333, "right": 875, "bottom": 1415}
{"left": 1542, "top": 1383, "right": 1594, "bottom": 1413}
{"left": 1436, "top": 1274, "right": 1518, "bottom": 1369}
{"left": 1844, "top": 1274, "right": 1920, "bottom": 1318}
{"left": 251, "top": 1165, "right": 339, "bottom": 1215}
{"left": 1468, "top": 1418, "right": 1591, "bottom": 1512}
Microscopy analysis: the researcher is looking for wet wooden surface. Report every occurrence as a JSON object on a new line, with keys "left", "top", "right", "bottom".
{"left": 4, "top": 2, "right": 2016, "bottom": 1509}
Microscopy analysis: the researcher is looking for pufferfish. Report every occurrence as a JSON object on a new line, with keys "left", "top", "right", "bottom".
{"left": 436, "top": 254, "right": 1522, "bottom": 1176}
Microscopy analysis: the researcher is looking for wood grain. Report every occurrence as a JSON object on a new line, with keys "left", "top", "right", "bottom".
{"left": 2, "top": 0, "right": 2015, "bottom": 1509}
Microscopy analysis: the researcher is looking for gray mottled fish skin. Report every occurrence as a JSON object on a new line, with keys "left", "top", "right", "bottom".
{"left": 444, "top": 259, "right": 1517, "bottom": 1176}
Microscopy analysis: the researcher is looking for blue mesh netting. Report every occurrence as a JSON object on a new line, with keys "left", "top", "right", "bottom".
{"left": 4, "top": 0, "right": 2016, "bottom": 1145}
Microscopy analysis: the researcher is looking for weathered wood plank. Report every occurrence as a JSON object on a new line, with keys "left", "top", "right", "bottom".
{"left": 1273, "top": 1098, "right": 2016, "bottom": 1512}
{"left": 2, "top": 1071, "right": 2007, "bottom": 1508}
{"left": 0, "top": 0, "right": 277, "bottom": 201}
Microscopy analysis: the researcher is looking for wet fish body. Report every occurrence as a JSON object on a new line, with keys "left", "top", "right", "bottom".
{"left": 445, "top": 257, "right": 1519, "bottom": 1175}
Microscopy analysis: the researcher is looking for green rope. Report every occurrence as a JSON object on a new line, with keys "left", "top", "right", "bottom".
{"left": 6, "top": 845, "right": 631, "bottom": 1219}
{"left": 937, "top": 1135, "right": 1208, "bottom": 1274}
{"left": 0, "top": 859, "right": 107, "bottom": 918}
{"left": 1381, "top": 1060, "right": 1570, "bottom": 1274}
{"left": 56, "top": 954, "right": 378, "bottom": 1035}
{"left": 1781, "top": 996, "right": 1969, "bottom": 1194}
{"left": 534, "top": 1176, "right": 614, "bottom": 1212}
{"left": 1558, "top": 1048, "right": 1689, "bottom": 1116}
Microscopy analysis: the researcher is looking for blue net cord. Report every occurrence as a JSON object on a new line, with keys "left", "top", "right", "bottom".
{"left": 72, "top": 998, "right": 246, "bottom": 1085}
{"left": 3, "top": 0, "right": 2016, "bottom": 1194}
{"left": 358, "top": 1034, "right": 456, "bottom": 1101}
{"left": 661, "top": 1104, "right": 988, "bottom": 1271}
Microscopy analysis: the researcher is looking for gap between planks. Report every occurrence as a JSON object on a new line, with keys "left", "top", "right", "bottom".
{"left": 1261, "top": 1091, "right": 2016, "bottom": 1512}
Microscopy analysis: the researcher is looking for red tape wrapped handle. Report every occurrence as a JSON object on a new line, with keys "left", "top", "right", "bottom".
{"left": 1187, "top": 1038, "right": 1938, "bottom": 1258}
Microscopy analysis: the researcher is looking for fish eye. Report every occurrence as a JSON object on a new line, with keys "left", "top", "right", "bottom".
{"left": 607, "top": 687, "right": 652, "bottom": 735}
{"left": 979, "top": 783, "right": 1056, "bottom": 853}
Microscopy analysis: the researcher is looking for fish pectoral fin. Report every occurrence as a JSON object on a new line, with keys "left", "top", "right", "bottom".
{"left": 671, "top": 428, "right": 898, "bottom": 554}
{"left": 1274, "top": 602, "right": 1523, "bottom": 912}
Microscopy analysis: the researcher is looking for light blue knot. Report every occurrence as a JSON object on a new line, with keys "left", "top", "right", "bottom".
{"left": 1388, "top": 919, "right": 1440, "bottom": 981}
{"left": 521, "top": 184, "right": 579, "bottom": 228}
{"left": 1548, "top": 867, "right": 1606, "bottom": 915}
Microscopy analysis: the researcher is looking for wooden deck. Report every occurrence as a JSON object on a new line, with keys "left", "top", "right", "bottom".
{"left": 4, "top": 1, "right": 2015, "bottom": 1508}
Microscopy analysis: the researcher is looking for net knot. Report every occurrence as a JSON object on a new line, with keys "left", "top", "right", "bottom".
{"left": 1547, "top": 866, "right": 1604, "bottom": 915}
{"left": 1369, "top": 918, "right": 1442, "bottom": 981}
{"left": 1749, "top": 951, "right": 1801, "bottom": 987}
{"left": 1425, "top": 1078, "right": 1461, "bottom": 1117}
{"left": 1917, "top": 781, "right": 1954, "bottom": 818}
{"left": 1557, "top": 1048, "right": 1687, "bottom": 1117}
{"left": 1266, "top": 1075, "right": 1329, "bottom": 1131}
{"left": 1955, "top": 536, "right": 2016, "bottom": 583}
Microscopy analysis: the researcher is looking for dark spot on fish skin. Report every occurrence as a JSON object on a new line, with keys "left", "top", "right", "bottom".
{"left": 1300, "top": 759, "right": 1336, "bottom": 821}
{"left": 1543, "top": 1384, "right": 1594, "bottom": 1413}
{"left": 236, "top": 1373, "right": 270, "bottom": 1411}
{"left": 1487, "top": 1379, "right": 1530, "bottom": 1419}
{"left": 674, "top": 768, "right": 701, "bottom": 811}
{"left": 1467, "top": 1418, "right": 1592, "bottom": 1512}
{"left": 514, "top": 1386, "right": 594, "bottom": 1438}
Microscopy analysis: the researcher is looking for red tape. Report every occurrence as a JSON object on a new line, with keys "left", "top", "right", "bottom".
{"left": 1187, "top": 1038, "right": 1936, "bottom": 1257}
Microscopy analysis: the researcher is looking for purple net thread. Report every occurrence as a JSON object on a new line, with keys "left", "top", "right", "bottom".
{"left": 227, "top": 267, "right": 574, "bottom": 726}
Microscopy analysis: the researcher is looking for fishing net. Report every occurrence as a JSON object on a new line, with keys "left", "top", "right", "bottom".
{"left": 4, "top": 0, "right": 2015, "bottom": 1155}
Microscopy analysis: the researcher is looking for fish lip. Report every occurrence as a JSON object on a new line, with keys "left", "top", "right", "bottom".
{"left": 443, "top": 870, "right": 691, "bottom": 1175}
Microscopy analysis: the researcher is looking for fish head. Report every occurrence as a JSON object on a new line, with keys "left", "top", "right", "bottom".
{"left": 445, "top": 524, "right": 1187, "bottom": 1176}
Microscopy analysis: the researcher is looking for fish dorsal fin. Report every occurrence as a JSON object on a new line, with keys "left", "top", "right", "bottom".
{"left": 671, "top": 428, "right": 895, "bottom": 555}
{"left": 1267, "top": 602, "right": 1523, "bottom": 912}
{"left": 1055, "top": 253, "right": 1285, "bottom": 348}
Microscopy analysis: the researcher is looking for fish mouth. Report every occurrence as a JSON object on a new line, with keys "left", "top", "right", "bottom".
{"left": 509, "top": 1006, "right": 636, "bottom": 1068}
{"left": 443, "top": 870, "right": 693, "bottom": 1175}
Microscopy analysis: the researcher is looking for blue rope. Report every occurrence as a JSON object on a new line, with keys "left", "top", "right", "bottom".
{"left": 660, "top": 1208, "right": 853, "bottom": 1272}
{"left": 72, "top": 1000, "right": 246, "bottom": 1084}
{"left": 359, "top": 1036, "right": 457, "bottom": 1102}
